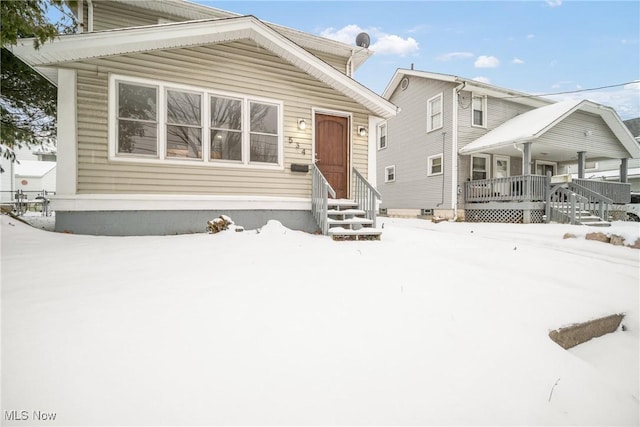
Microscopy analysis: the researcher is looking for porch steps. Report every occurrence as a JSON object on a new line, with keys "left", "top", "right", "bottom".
{"left": 552, "top": 207, "right": 611, "bottom": 227}
{"left": 326, "top": 199, "right": 382, "bottom": 240}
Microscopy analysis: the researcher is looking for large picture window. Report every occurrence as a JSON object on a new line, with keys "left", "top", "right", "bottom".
{"left": 110, "top": 75, "right": 282, "bottom": 168}
{"left": 116, "top": 82, "right": 158, "bottom": 156}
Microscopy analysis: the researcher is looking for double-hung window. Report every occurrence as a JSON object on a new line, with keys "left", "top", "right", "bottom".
{"left": 471, "top": 154, "right": 490, "bottom": 180}
{"left": 249, "top": 101, "right": 279, "bottom": 163}
{"left": 210, "top": 95, "right": 242, "bottom": 161}
{"left": 385, "top": 165, "right": 396, "bottom": 183}
{"left": 111, "top": 75, "right": 282, "bottom": 167}
{"left": 428, "top": 154, "right": 443, "bottom": 176}
{"left": 166, "top": 89, "right": 202, "bottom": 159}
{"left": 427, "top": 93, "right": 443, "bottom": 132}
{"left": 472, "top": 94, "right": 486, "bottom": 127}
{"left": 377, "top": 122, "right": 387, "bottom": 149}
{"left": 116, "top": 82, "right": 158, "bottom": 157}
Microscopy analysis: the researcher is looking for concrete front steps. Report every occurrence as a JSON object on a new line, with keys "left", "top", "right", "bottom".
{"left": 326, "top": 199, "right": 382, "bottom": 241}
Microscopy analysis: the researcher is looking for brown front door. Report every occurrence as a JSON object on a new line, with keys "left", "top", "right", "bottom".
{"left": 315, "top": 114, "right": 349, "bottom": 199}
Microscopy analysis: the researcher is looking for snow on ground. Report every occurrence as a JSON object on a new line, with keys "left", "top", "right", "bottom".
{"left": 1, "top": 214, "right": 639, "bottom": 426}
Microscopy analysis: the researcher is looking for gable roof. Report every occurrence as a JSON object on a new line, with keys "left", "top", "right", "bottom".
{"left": 383, "top": 68, "right": 552, "bottom": 108}
{"left": 459, "top": 99, "right": 640, "bottom": 158}
{"left": 96, "top": 0, "right": 373, "bottom": 71}
{"left": 11, "top": 15, "right": 397, "bottom": 119}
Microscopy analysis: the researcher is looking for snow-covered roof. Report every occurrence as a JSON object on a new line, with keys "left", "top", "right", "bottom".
{"left": 459, "top": 99, "right": 640, "bottom": 159}
{"left": 10, "top": 16, "right": 397, "bottom": 119}
{"left": 14, "top": 161, "right": 56, "bottom": 177}
{"left": 575, "top": 167, "right": 640, "bottom": 180}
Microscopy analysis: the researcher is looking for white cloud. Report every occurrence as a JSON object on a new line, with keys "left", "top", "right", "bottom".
{"left": 527, "top": 34, "right": 535, "bottom": 40}
{"left": 472, "top": 76, "right": 491, "bottom": 84}
{"left": 511, "top": 57, "right": 525, "bottom": 64}
{"left": 474, "top": 55, "right": 500, "bottom": 68}
{"left": 545, "top": 81, "right": 640, "bottom": 120}
{"left": 407, "top": 24, "right": 428, "bottom": 34}
{"left": 319, "top": 25, "right": 419, "bottom": 56}
{"left": 436, "top": 52, "right": 474, "bottom": 62}
{"left": 370, "top": 34, "right": 419, "bottom": 56}
{"left": 546, "top": 0, "right": 563, "bottom": 7}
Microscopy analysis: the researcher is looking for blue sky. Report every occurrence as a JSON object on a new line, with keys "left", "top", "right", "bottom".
{"left": 197, "top": 0, "right": 640, "bottom": 120}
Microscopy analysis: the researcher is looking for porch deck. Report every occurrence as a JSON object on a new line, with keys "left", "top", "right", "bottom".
{"left": 464, "top": 175, "right": 630, "bottom": 204}
{"left": 463, "top": 175, "right": 631, "bottom": 224}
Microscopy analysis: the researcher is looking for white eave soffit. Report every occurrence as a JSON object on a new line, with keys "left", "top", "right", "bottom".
{"left": 11, "top": 16, "right": 397, "bottom": 119}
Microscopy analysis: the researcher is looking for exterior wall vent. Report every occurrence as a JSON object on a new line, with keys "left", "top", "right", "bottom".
{"left": 400, "top": 77, "right": 409, "bottom": 91}
{"left": 379, "top": 208, "right": 388, "bottom": 215}
{"left": 421, "top": 208, "right": 433, "bottom": 216}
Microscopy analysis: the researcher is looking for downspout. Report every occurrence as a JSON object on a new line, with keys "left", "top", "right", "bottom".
{"left": 451, "top": 82, "right": 465, "bottom": 220}
{"left": 436, "top": 131, "right": 446, "bottom": 207}
{"left": 87, "top": 0, "right": 94, "bottom": 32}
{"left": 346, "top": 49, "right": 354, "bottom": 77}
{"left": 78, "top": 0, "right": 84, "bottom": 33}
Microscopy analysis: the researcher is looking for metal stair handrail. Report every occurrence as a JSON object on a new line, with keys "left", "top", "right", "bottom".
{"left": 352, "top": 168, "right": 381, "bottom": 228}
{"left": 311, "top": 164, "right": 336, "bottom": 235}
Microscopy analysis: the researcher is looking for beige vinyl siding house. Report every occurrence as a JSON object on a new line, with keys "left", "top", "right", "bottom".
{"left": 379, "top": 69, "right": 640, "bottom": 224}
{"left": 12, "top": 1, "right": 396, "bottom": 235}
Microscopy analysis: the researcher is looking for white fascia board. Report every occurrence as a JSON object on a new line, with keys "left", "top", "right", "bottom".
{"left": 51, "top": 194, "right": 311, "bottom": 211}
{"left": 382, "top": 68, "right": 551, "bottom": 108}
{"left": 105, "top": 0, "right": 372, "bottom": 69}
{"left": 12, "top": 16, "right": 396, "bottom": 119}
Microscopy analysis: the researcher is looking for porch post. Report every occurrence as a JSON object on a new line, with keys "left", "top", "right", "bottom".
{"left": 577, "top": 151, "right": 586, "bottom": 179}
{"left": 620, "top": 158, "right": 629, "bottom": 183}
{"left": 522, "top": 142, "right": 532, "bottom": 175}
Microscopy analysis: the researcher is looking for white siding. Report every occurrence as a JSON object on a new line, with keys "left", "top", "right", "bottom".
{"left": 69, "top": 40, "right": 371, "bottom": 197}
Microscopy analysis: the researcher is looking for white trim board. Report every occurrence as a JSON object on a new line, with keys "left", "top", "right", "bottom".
{"left": 50, "top": 194, "right": 311, "bottom": 211}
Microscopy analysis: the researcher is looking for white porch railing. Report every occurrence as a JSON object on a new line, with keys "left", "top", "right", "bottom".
{"left": 573, "top": 178, "right": 630, "bottom": 204}
{"left": 464, "top": 175, "right": 548, "bottom": 203}
{"left": 352, "top": 168, "right": 381, "bottom": 228}
{"left": 311, "top": 164, "right": 336, "bottom": 235}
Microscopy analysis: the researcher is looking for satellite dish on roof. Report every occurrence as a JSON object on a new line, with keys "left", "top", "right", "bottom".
{"left": 355, "top": 32, "right": 371, "bottom": 48}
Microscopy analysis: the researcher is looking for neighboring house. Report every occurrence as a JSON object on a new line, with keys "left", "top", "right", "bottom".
{"left": 377, "top": 69, "right": 640, "bottom": 224}
{"left": 15, "top": 161, "right": 57, "bottom": 194}
{"left": 0, "top": 152, "right": 16, "bottom": 203}
{"left": 566, "top": 118, "right": 640, "bottom": 192}
{"left": 11, "top": 0, "right": 396, "bottom": 236}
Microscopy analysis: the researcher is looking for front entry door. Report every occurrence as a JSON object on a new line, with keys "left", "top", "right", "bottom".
{"left": 315, "top": 114, "right": 349, "bottom": 199}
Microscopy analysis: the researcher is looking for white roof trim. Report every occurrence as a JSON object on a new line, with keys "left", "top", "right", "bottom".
{"left": 459, "top": 99, "right": 640, "bottom": 158}
{"left": 87, "top": 0, "right": 372, "bottom": 70}
{"left": 11, "top": 16, "right": 397, "bottom": 119}
{"left": 383, "top": 68, "right": 551, "bottom": 108}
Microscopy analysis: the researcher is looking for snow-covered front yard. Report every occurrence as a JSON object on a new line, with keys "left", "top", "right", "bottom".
{"left": 1, "top": 214, "right": 638, "bottom": 426}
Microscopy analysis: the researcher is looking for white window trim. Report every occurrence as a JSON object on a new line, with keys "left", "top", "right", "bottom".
{"left": 377, "top": 121, "right": 387, "bottom": 150}
{"left": 108, "top": 73, "right": 284, "bottom": 170}
{"left": 470, "top": 154, "right": 491, "bottom": 181}
{"left": 427, "top": 153, "right": 443, "bottom": 176}
{"left": 385, "top": 165, "right": 396, "bottom": 183}
{"left": 471, "top": 94, "right": 487, "bottom": 128}
{"left": 535, "top": 160, "right": 557, "bottom": 176}
{"left": 426, "top": 92, "right": 443, "bottom": 133}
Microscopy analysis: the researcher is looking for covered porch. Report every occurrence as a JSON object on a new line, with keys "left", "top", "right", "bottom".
{"left": 459, "top": 100, "right": 639, "bottom": 224}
